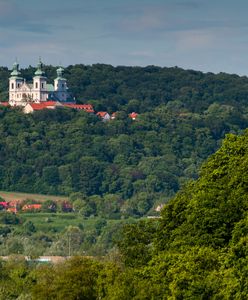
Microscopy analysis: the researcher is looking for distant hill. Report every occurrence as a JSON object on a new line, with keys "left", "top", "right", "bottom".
{"left": 0, "top": 65, "right": 248, "bottom": 218}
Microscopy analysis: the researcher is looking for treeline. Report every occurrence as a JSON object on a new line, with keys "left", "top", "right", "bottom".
{"left": 2, "top": 131, "right": 248, "bottom": 298}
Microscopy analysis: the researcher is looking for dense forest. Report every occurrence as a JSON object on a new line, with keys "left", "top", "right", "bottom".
{"left": 0, "top": 64, "right": 248, "bottom": 218}
{"left": 2, "top": 131, "right": 248, "bottom": 298}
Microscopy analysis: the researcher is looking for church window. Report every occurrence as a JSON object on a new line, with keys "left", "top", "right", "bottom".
{"left": 17, "top": 83, "right": 20, "bottom": 88}
{"left": 62, "top": 84, "right": 64, "bottom": 88}
{"left": 11, "top": 83, "right": 14, "bottom": 89}
{"left": 42, "top": 83, "right": 44, "bottom": 89}
{"left": 35, "top": 82, "right": 38, "bottom": 89}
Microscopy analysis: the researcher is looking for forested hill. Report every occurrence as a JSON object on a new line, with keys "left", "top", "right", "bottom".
{"left": 1, "top": 64, "right": 248, "bottom": 113}
{"left": 0, "top": 65, "right": 248, "bottom": 217}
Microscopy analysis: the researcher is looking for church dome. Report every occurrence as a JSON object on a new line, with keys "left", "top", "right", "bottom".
{"left": 10, "top": 61, "right": 22, "bottom": 78}
{"left": 34, "top": 58, "right": 45, "bottom": 77}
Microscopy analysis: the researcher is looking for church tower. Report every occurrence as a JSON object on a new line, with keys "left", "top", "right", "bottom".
{"left": 9, "top": 62, "right": 24, "bottom": 106}
{"left": 54, "top": 66, "right": 68, "bottom": 102}
{"left": 33, "top": 58, "right": 47, "bottom": 102}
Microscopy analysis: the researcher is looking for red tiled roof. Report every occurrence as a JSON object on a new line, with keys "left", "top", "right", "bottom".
{"left": 7, "top": 207, "right": 17, "bottom": 213}
{"left": 0, "top": 102, "right": 10, "bottom": 107}
{"left": 97, "top": 111, "right": 108, "bottom": 117}
{"left": 129, "top": 112, "right": 138, "bottom": 119}
{"left": 22, "top": 204, "right": 42, "bottom": 211}
{"left": 8, "top": 200, "right": 19, "bottom": 207}
{"left": 28, "top": 101, "right": 57, "bottom": 111}
{"left": 29, "top": 103, "right": 47, "bottom": 110}
{"left": 42, "top": 101, "right": 57, "bottom": 106}
{"left": 63, "top": 104, "right": 94, "bottom": 112}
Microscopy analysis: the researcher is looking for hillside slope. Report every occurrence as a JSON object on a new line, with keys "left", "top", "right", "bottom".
{"left": 113, "top": 131, "right": 248, "bottom": 299}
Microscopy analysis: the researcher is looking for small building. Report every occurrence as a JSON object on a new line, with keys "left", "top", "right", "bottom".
{"left": 111, "top": 112, "right": 116, "bottom": 119}
{"left": 129, "top": 112, "right": 138, "bottom": 120}
{"left": 63, "top": 104, "right": 94, "bottom": 113}
{"left": 0, "top": 102, "right": 10, "bottom": 107}
{"left": 22, "top": 204, "right": 42, "bottom": 211}
{"left": 0, "top": 202, "right": 8, "bottom": 209}
{"left": 96, "top": 111, "right": 111, "bottom": 121}
{"left": 23, "top": 101, "right": 62, "bottom": 114}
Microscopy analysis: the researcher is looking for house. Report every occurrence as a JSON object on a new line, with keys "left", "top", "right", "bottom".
{"left": 7, "top": 207, "right": 18, "bottom": 214}
{"left": 23, "top": 101, "right": 62, "bottom": 114}
{"left": 63, "top": 104, "right": 94, "bottom": 113}
{"left": 129, "top": 112, "right": 138, "bottom": 120}
{"left": 155, "top": 204, "right": 165, "bottom": 212}
{"left": 0, "top": 102, "right": 10, "bottom": 107}
{"left": 111, "top": 112, "right": 117, "bottom": 119}
{"left": 96, "top": 111, "right": 111, "bottom": 121}
{"left": 0, "top": 202, "right": 8, "bottom": 209}
{"left": 22, "top": 204, "right": 42, "bottom": 211}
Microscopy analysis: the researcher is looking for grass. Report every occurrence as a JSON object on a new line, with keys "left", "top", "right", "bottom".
{"left": 0, "top": 190, "right": 69, "bottom": 203}
{"left": 19, "top": 213, "right": 127, "bottom": 233}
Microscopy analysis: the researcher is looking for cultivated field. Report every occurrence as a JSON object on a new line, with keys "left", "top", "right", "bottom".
{"left": 0, "top": 191, "right": 69, "bottom": 203}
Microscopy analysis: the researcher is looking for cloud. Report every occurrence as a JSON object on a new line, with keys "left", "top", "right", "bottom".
{"left": 175, "top": 29, "right": 216, "bottom": 50}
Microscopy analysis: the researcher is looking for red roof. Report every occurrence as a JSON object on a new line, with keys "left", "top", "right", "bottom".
{"left": 8, "top": 200, "right": 19, "bottom": 207}
{"left": 29, "top": 103, "right": 47, "bottom": 110}
{"left": 129, "top": 112, "right": 138, "bottom": 119}
{"left": 0, "top": 202, "right": 8, "bottom": 208}
{"left": 42, "top": 101, "right": 57, "bottom": 106}
{"left": 7, "top": 207, "right": 17, "bottom": 213}
{"left": 0, "top": 102, "right": 10, "bottom": 107}
{"left": 63, "top": 104, "right": 94, "bottom": 112}
{"left": 22, "top": 204, "right": 42, "bottom": 211}
{"left": 97, "top": 111, "right": 109, "bottom": 118}
{"left": 28, "top": 101, "right": 57, "bottom": 111}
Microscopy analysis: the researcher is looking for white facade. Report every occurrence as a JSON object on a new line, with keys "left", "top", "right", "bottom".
{"left": 9, "top": 60, "right": 71, "bottom": 106}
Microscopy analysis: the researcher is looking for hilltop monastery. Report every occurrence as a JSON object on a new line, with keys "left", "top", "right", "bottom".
{"left": 8, "top": 59, "right": 73, "bottom": 106}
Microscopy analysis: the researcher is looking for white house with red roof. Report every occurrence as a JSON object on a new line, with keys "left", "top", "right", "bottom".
{"left": 96, "top": 111, "right": 111, "bottom": 121}
{"left": 129, "top": 112, "right": 139, "bottom": 120}
{"left": 23, "top": 101, "right": 63, "bottom": 114}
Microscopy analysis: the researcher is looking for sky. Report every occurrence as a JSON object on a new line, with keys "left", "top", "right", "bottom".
{"left": 1, "top": 0, "right": 248, "bottom": 75}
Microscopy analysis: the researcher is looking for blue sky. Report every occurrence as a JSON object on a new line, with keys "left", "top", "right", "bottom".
{"left": 1, "top": 0, "right": 248, "bottom": 75}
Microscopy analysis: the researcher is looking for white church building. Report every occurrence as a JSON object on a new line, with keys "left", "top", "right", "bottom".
{"left": 9, "top": 59, "right": 73, "bottom": 106}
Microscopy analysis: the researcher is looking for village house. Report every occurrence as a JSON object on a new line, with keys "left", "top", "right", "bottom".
{"left": 96, "top": 111, "right": 111, "bottom": 121}
{"left": 129, "top": 112, "right": 139, "bottom": 120}
{"left": 22, "top": 204, "right": 42, "bottom": 211}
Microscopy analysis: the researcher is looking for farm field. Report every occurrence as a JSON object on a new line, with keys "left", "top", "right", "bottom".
{"left": 0, "top": 190, "right": 69, "bottom": 203}
{"left": 19, "top": 212, "right": 123, "bottom": 233}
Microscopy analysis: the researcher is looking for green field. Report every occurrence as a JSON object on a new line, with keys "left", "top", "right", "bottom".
{"left": 20, "top": 212, "right": 104, "bottom": 232}
{"left": 17, "top": 212, "right": 132, "bottom": 234}
{"left": 0, "top": 190, "right": 68, "bottom": 203}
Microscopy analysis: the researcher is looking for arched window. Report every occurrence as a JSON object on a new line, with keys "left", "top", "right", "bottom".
{"left": 35, "top": 82, "right": 38, "bottom": 89}
{"left": 11, "top": 83, "right": 14, "bottom": 89}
